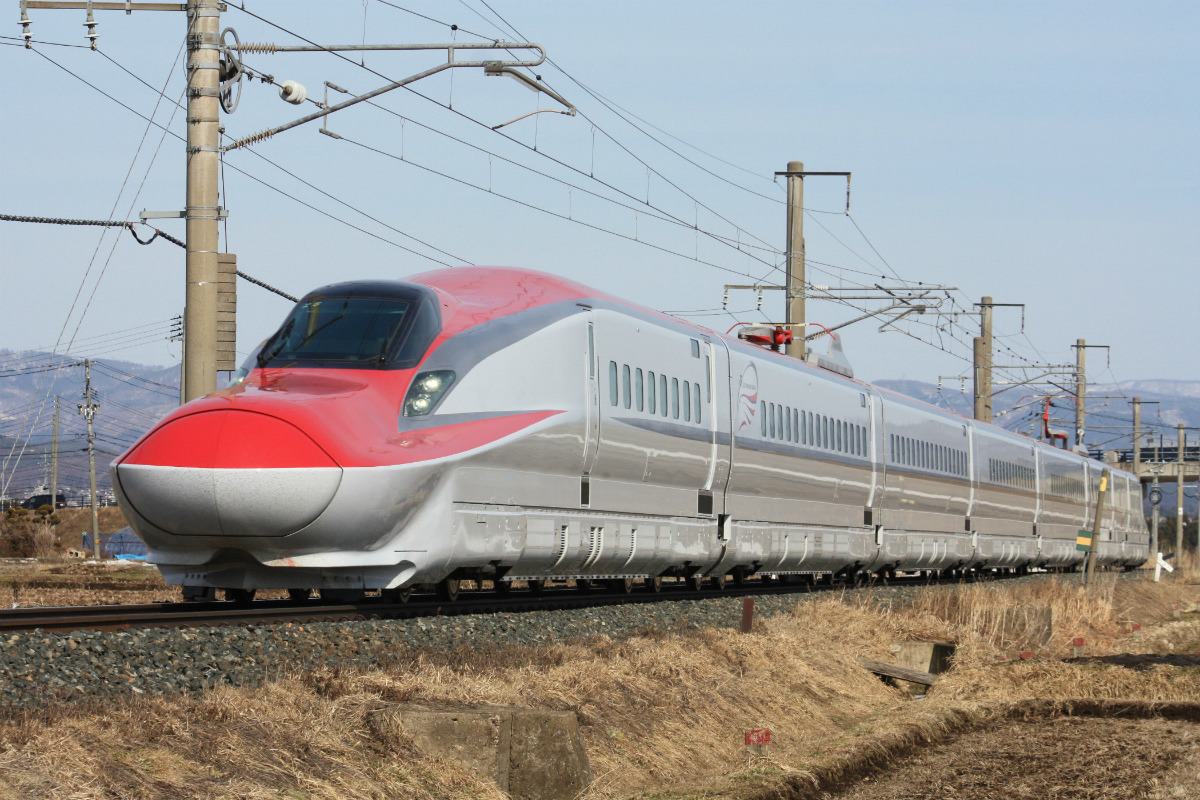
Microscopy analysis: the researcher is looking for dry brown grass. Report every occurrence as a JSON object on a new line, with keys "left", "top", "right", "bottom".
{"left": 0, "top": 560, "right": 176, "bottom": 607}
{"left": 0, "top": 507, "right": 128, "bottom": 559}
{"left": 0, "top": 574, "right": 1196, "bottom": 800}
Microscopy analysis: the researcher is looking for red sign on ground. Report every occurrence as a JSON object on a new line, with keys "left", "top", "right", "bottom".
{"left": 745, "top": 728, "right": 772, "bottom": 747}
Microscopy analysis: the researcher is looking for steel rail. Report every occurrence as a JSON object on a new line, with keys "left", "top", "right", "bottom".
{"left": 0, "top": 570, "right": 1081, "bottom": 635}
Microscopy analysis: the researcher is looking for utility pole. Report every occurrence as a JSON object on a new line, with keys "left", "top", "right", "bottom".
{"left": 775, "top": 164, "right": 851, "bottom": 361}
{"left": 1074, "top": 338, "right": 1087, "bottom": 448}
{"left": 50, "top": 396, "right": 60, "bottom": 515}
{"left": 783, "top": 160, "right": 806, "bottom": 361}
{"left": 78, "top": 360, "right": 100, "bottom": 560}
{"left": 1177, "top": 423, "right": 1185, "bottom": 566}
{"left": 1070, "top": 340, "right": 1110, "bottom": 451}
{"left": 1150, "top": 471, "right": 1161, "bottom": 557}
{"left": 973, "top": 296, "right": 994, "bottom": 423}
{"left": 1132, "top": 397, "right": 1141, "bottom": 474}
{"left": 184, "top": 0, "right": 222, "bottom": 402}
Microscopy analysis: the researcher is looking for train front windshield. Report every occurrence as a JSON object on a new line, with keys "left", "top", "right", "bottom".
{"left": 258, "top": 286, "right": 440, "bottom": 369}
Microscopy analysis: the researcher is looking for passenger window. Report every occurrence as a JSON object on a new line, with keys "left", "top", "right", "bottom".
{"left": 683, "top": 382, "right": 692, "bottom": 422}
{"left": 660, "top": 374, "right": 669, "bottom": 417}
{"left": 785, "top": 407, "right": 792, "bottom": 442}
{"left": 671, "top": 378, "right": 680, "bottom": 419}
{"left": 705, "top": 355, "right": 711, "bottom": 402}
{"left": 777, "top": 405, "right": 783, "bottom": 440}
{"left": 769, "top": 403, "right": 776, "bottom": 439}
{"left": 761, "top": 401, "right": 768, "bottom": 436}
{"left": 622, "top": 364, "right": 631, "bottom": 409}
{"left": 793, "top": 410, "right": 799, "bottom": 443}
{"left": 824, "top": 417, "right": 831, "bottom": 449}
{"left": 694, "top": 389, "right": 701, "bottom": 424}
{"left": 647, "top": 371, "right": 656, "bottom": 414}
{"left": 690, "top": 339, "right": 700, "bottom": 358}
{"left": 609, "top": 362, "right": 618, "bottom": 406}
{"left": 635, "top": 368, "right": 644, "bottom": 412}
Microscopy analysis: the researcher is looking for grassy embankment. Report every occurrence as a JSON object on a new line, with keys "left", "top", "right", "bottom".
{"left": 0, "top": 566, "right": 1196, "bottom": 799}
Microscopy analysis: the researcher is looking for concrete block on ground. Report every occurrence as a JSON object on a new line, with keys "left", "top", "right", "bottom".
{"left": 891, "top": 641, "right": 956, "bottom": 675}
{"left": 375, "top": 704, "right": 591, "bottom": 800}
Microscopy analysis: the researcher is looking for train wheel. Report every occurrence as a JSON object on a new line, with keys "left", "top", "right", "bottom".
{"left": 494, "top": 580, "right": 512, "bottom": 596}
{"left": 645, "top": 576, "right": 663, "bottom": 593}
{"left": 731, "top": 567, "right": 747, "bottom": 587}
{"left": 527, "top": 579, "right": 546, "bottom": 594}
{"left": 436, "top": 578, "right": 460, "bottom": 602}
{"left": 224, "top": 588, "right": 256, "bottom": 604}
{"left": 575, "top": 578, "right": 594, "bottom": 592}
{"left": 609, "top": 577, "right": 634, "bottom": 594}
{"left": 711, "top": 574, "right": 727, "bottom": 590}
{"left": 287, "top": 588, "right": 311, "bottom": 601}
{"left": 383, "top": 587, "right": 413, "bottom": 603}
{"left": 687, "top": 575, "right": 704, "bottom": 592}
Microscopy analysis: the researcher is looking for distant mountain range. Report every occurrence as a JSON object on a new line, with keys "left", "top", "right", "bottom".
{"left": 2, "top": 349, "right": 1196, "bottom": 512}
{"left": 874, "top": 378, "right": 1200, "bottom": 451}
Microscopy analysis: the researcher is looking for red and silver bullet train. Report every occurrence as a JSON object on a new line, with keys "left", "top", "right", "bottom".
{"left": 111, "top": 267, "right": 1149, "bottom": 600}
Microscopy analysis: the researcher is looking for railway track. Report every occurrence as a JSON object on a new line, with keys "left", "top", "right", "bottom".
{"left": 0, "top": 571, "right": 1032, "bottom": 634}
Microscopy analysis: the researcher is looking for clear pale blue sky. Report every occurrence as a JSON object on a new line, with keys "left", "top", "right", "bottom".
{"left": 1, "top": 1, "right": 1197, "bottom": 390}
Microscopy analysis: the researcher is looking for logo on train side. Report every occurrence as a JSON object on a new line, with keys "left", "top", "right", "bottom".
{"left": 736, "top": 364, "right": 758, "bottom": 432}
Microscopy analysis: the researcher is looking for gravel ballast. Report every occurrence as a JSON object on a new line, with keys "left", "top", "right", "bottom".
{"left": 0, "top": 575, "right": 1086, "bottom": 709}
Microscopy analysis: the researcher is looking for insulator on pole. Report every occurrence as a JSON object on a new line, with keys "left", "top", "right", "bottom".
{"left": 84, "top": 7, "right": 97, "bottom": 50}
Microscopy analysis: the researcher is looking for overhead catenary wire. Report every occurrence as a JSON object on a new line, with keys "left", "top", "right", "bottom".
{"left": 1, "top": 43, "right": 183, "bottom": 498}
{"left": 450, "top": 0, "right": 782, "bottom": 203}
{"left": 19, "top": 44, "right": 471, "bottom": 273}
{"left": 339, "top": 132, "right": 775, "bottom": 284}
{"left": 36, "top": 8, "right": 955, "bottom": 347}
{"left": 226, "top": 3, "right": 783, "bottom": 262}
{"left": 6, "top": 10, "right": 1129, "bottom": 443}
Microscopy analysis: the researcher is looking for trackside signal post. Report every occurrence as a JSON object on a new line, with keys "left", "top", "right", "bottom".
{"left": 20, "top": 2, "right": 572, "bottom": 402}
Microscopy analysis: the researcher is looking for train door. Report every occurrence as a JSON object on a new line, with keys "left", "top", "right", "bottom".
{"left": 866, "top": 388, "right": 884, "bottom": 535}
{"left": 704, "top": 338, "right": 733, "bottom": 513}
{"left": 581, "top": 311, "right": 600, "bottom": 490}
{"left": 1032, "top": 446, "right": 1043, "bottom": 531}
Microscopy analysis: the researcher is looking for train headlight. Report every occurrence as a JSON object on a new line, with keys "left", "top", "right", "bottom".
{"left": 403, "top": 370, "right": 455, "bottom": 416}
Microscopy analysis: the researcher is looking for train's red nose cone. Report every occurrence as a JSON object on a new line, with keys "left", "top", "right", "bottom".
{"left": 115, "top": 410, "right": 341, "bottom": 537}
{"left": 122, "top": 409, "right": 338, "bottom": 469}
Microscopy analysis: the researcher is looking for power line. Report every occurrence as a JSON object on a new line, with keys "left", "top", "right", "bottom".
{"left": 340, "top": 132, "right": 773, "bottom": 284}
{"left": 227, "top": 3, "right": 781, "bottom": 261}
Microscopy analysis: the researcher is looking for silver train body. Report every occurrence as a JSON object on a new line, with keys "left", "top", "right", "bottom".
{"left": 112, "top": 269, "right": 1149, "bottom": 593}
